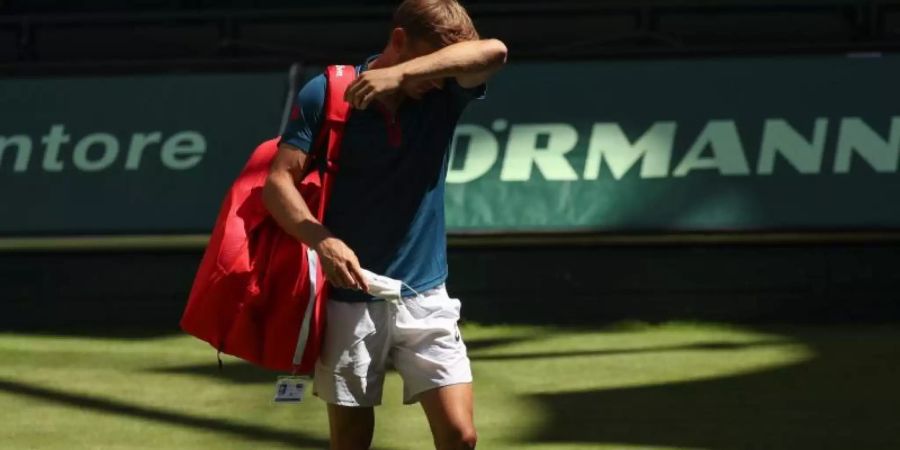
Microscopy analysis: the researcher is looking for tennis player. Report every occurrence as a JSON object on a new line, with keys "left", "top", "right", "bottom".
{"left": 262, "top": 1, "right": 507, "bottom": 448}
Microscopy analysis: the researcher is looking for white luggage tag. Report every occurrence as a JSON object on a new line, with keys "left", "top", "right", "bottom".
{"left": 273, "top": 376, "right": 309, "bottom": 404}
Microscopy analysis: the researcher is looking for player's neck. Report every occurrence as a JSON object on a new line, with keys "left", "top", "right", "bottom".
{"left": 366, "top": 52, "right": 394, "bottom": 71}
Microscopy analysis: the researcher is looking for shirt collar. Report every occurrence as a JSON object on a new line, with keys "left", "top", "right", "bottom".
{"left": 359, "top": 54, "right": 381, "bottom": 74}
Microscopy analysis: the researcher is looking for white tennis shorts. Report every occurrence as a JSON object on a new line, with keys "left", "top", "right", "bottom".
{"left": 313, "top": 284, "right": 472, "bottom": 406}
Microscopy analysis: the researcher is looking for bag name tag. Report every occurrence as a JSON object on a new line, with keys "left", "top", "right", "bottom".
{"left": 274, "top": 376, "right": 308, "bottom": 403}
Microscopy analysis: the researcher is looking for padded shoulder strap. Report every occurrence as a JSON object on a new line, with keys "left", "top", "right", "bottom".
{"left": 309, "top": 64, "right": 356, "bottom": 162}
{"left": 305, "top": 65, "right": 356, "bottom": 174}
{"left": 311, "top": 65, "right": 356, "bottom": 222}
{"left": 323, "top": 65, "right": 356, "bottom": 124}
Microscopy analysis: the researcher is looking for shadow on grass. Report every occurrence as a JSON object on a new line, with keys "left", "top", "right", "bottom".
{"left": 0, "top": 326, "right": 183, "bottom": 340}
{"left": 151, "top": 337, "right": 788, "bottom": 387}
{"left": 153, "top": 360, "right": 279, "bottom": 384}
{"left": 527, "top": 326, "right": 900, "bottom": 450}
{"left": 471, "top": 339, "right": 791, "bottom": 362}
{"left": 0, "top": 378, "right": 328, "bottom": 449}
{"left": 150, "top": 335, "right": 534, "bottom": 384}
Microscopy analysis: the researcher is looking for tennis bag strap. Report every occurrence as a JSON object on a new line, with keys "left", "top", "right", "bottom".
{"left": 290, "top": 65, "right": 356, "bottom": 373}
{"left": 315, "top": 64, "right": 356, "bottom": 220}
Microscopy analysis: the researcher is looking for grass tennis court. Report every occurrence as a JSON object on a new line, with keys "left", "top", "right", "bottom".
{"left": 2, "top": 322, "right": 899, "bottom": 450}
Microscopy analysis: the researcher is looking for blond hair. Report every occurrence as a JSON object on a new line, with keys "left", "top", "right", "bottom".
{"left": 393, "top": 0, "right": 479, "bottom": 47}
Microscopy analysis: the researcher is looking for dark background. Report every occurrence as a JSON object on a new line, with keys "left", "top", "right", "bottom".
{"left": 3, "top": 0, "right": 900, "bottom": 72}
{"left": 3, "top": 242, "right": 899, "bottom": 329}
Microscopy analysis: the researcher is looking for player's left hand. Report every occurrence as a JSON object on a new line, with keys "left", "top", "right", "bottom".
{"left": 344, "top": 67, "right": 404, "bottom": 110}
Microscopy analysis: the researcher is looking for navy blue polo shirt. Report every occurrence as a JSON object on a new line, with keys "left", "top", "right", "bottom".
{"left": 279, "top": 56, "right": 485, "bottom": 301}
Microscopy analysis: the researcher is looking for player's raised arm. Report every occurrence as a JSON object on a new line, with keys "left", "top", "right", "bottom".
{"left": 345, "top": 38, "right": 506, "bottom": 109}
{"left": 397, "top": 38, "right": 508, "bottom": 88}
{"left": 344, "top": 21, "right": 507, "bottom": 111}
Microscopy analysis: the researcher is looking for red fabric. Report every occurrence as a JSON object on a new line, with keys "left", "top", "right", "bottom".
{"left": 180, "top": 65, "right": 356, "bottom": 373}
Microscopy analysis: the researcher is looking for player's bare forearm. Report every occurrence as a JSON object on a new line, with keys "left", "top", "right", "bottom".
{"left": 262, "top": 145, "right": 332, "bottom": 247}
{"left": 398, "top": 39, "right": 507, "bottom": 88}
{"left": 263, "top": 170, "right": 332, "bottom": 247}
{"left": 262, "top": 144, "right": 368, "bottom": 290}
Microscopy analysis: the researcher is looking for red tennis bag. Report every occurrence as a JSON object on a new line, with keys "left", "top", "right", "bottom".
{"left": 180, "top": 65, "right": 356, "bottom": 373}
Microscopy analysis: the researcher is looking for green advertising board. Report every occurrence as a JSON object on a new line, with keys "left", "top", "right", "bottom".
{"left": 2, "top": 54, "right": 899, "bottom": 242}
{"left": 446, "top": 54, "right": 900, "bottom": 233}
{"left": 0, "top": 72, "right": 287, "bottom": 236}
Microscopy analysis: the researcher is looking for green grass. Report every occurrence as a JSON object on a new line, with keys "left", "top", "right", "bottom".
{"left": 1, "top": 322, "right": 899, "bottom": 450}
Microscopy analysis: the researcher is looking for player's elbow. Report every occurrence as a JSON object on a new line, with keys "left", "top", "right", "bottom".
{"left": 483, "top": 38, "right": 508, "bottom": 66}
{"left": 262, "top": 171, "right": 285, "bottom": 214}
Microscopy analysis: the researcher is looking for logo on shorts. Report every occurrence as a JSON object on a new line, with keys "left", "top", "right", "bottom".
{"left": 455, "top": 328, "right": 461, "bottom": 342}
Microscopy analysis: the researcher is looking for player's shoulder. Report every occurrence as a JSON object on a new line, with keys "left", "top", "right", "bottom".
{"left": 297, "top": 73, "right": 327, "bottom": 106}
